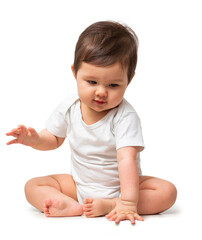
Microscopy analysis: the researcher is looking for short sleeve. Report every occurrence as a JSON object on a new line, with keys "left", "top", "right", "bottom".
{"left": 114, "top": 111, "right": 145, "bottom": 152}
{"left": 46, "top": 94, "right": 78, "bottom": 138}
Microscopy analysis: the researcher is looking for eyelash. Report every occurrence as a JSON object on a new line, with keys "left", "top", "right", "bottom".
{"left": 109, "top": 84, "right": 119, "bottom": 88}
{"left": 87, "top": 81, "right": 119, "bottom": 88}
{"left": 87, "top": 80, "right": 97, "bottom": 85}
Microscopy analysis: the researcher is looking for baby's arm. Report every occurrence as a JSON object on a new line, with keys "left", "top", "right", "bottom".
{"left": 106, "top": 146, "right": 144, "bottom": 224}
{"left": 6, "top": 125, "right": 65, "bottom": 150}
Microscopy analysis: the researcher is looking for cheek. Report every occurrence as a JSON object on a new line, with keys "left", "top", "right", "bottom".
{"left": 110, "top": 90, "right": 123, "bottom": 102}
{"left": 77, "top": 84, "right": 84, "bottom": 98}
{"left": 111, "top": 88, "right": 126, "bottom": 102}
{"left": 77, "top": 84, "right": 93, "bottom": 101}
{"left": 77, "top": 81, "right": 86, "bottom": 93}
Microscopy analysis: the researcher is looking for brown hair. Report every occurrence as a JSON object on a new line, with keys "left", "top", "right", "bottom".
{"left": 73, "top": 21, "right": 138, "bottom": 84}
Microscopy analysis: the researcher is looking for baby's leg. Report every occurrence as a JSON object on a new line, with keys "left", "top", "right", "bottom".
{"left": 83, "top": 176, "right": 177, "bottom": 218}
{"left": 138, "top": 176, "right": 177, "bottom": 214}
{"left": 24, "top": 174, "right": 83, "bottom": 217}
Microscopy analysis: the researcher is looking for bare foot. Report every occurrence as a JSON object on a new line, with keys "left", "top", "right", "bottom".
{"left": 43, "top": 198, "right": 83, "bottom": 217}
{"left": 83, "top": 198, "right": 116, "bottom": 217}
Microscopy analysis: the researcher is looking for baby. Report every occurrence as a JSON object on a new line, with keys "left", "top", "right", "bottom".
{"left": 6, "top": 21, "right": 177, "bottom": 224}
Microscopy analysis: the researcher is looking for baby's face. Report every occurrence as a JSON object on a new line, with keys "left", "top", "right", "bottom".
{"left": 73, "top": 62, "right": 128, "bottom": 115}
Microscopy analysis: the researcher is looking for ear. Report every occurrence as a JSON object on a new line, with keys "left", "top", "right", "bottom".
{"left": 71, "top": 65, "right": 76, "bottom": 79}
{"left": 128, "top": 72, "right": 135, "bottom": 85}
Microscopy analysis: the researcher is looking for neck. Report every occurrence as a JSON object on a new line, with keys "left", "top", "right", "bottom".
{"left": 80, "top": 102, "right": 109, "bottom": 125}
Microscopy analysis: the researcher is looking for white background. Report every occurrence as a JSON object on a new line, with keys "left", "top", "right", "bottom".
{"left": 0, "top": 0, "right": 201, "bottom": 239}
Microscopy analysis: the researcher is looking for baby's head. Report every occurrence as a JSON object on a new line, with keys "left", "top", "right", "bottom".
{"left": 73, "top": 21, "right": 138, "bottom": 84}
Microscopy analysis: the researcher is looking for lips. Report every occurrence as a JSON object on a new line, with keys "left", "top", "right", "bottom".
{"left": 93, "top": 99, "right": 106, "bottom": 105}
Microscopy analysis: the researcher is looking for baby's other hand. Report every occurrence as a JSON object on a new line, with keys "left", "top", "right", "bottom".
{"left": 6, "top": 125, "right": 39, "bottom": 147}
{"left": 106, "top": 198, "right": 144, "bottom": 224}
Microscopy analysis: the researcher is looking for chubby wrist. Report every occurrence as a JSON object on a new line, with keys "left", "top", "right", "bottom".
{"left": 120, "top": 199, "right": 138, "bottom": 206}
{"left": 120, "top": 190, "right": 139, "bottom": 204}
{"left": 31, "top": 136, "right": 41, "bottom": 149}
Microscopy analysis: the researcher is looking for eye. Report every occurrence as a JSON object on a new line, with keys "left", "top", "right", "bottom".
{"left": 109, "top": 84, "right": 119, "bottom": 88}
{"left": 87, "top": 80, "right": 97, "bottom": 85}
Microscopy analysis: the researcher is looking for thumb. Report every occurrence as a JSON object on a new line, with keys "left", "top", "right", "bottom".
{"left": 106, "top": 208, "right": 116, "bottom": 219}
{"left": 27, "top": 127, "right": 38, "bottom": 136}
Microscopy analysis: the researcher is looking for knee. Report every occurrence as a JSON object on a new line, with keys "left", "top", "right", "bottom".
{"left": 24, "top": 177, "right": 38, "bottom": 196}
{"left": 162, "top": 181, "right": 177, "bottom": 209}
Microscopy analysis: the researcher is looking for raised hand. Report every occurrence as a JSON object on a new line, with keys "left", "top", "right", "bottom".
{"left": 106, "top": 198, "right": 144, "bottom": 224}
{"left": 6, "top": 125, "right": 40, "bottom": 147}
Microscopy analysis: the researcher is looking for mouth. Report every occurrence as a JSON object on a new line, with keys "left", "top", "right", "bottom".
{"left": 93, "top": 99, "right": 107, "bottom": 105}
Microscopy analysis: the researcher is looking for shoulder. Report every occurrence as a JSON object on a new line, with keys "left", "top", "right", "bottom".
{"left": 118, "top": 98, "right": 137, "bottom": 113}
{"left": 56, "top": 93, "right": 79, "bottom": 113}
{"left": 113, "top": 98, "right": 139, "bottom": 124}
{"left": 46, "top": 93, "right": 79, "bottom": 138}
{"left": 50, "top": 93, "right": 79, "bottom": 119}
{"left": 113, "top": 99, "right": 145, "bottom": 151}
{"left": 46, "top": 93, "right": 79, "bottom": 124}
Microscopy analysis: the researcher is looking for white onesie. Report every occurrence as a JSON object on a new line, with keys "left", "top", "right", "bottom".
{"left": 46, "top": 94, "right": 145, "bottom": 204}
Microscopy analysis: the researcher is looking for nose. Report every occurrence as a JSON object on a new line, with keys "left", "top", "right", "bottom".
{"left": 95, "top": 86, "right": 107, "bottom": 98}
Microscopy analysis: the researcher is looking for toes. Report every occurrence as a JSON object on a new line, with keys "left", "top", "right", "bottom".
{"left": 44, "top": 198, "right": 52, "bottom": 207}
{"left": 43, "top": 199, "right": 52, "bottom": 217}
{"left": 83, "top": 204, "right": 93, "bottom": 211}
{"left": 83, "top": 198, "right": 93, "bottom": 205}
{"left": 51, "top": 199, "right": 60, "bottom": 208}
{"left": 84, "top": 211, "right": 92, "bottom": 217}
{"left": 44, "top": 212, "right": 50, "bottom": 217}
{"left": 43, "top": 207, "right": 49, "bottom": 217}
{"left": 83, "top": 198, "right": 94, "bottom": 216}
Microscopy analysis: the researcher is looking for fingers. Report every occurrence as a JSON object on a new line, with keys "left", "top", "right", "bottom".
{"left": 106, "top": 210, "right": 144, "bottom": 224}
{"left": 6, "top": 139, "right": 20, "bottom": 145}
{"left": 128, "top": 215, "right": 136, "bottom": 224}
{"left": 134, "top": 213, "right": 144, "bottom": 221}
{"left": 6, "top": 125, "right": 26, "bottom": 136}
{"left": 6, "top": 125, "right": 39, "bottom": 147}
{"left": 17, "top": 125, "right": 27, "bottom": 136}
{"left": 6, "top": 128, "right": 20, "bottom": 137}
{"left": 107, "top": 213, "right": 134, "bottom": 224}
{"left": 106, "top": 213, "right": 118, "bottom": 222}
{"left": 106, "top": 209, "right": 116, "bottom": 219}
{"left": 27, "top": 127, "right": 37, "bottom": 137}
{"left": 6, "top": 125, "right": 28, "bottom": 145}
{"left": 17, "top": 125, "right": 26, "bottom": 130}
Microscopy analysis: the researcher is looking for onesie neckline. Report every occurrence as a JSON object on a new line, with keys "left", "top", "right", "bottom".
{"left": 77, "top": 100, "right": 117, "bottom": 129}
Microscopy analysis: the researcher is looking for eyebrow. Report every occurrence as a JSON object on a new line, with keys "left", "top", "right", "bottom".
{"left": 83, "top": 75, "right": 123, "bottom": 82}
{"left": 112, "top": 79, "right": 123, "bottom": 82}
{"left": 83, "top": 75, "right": 98, "bottom": 80}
